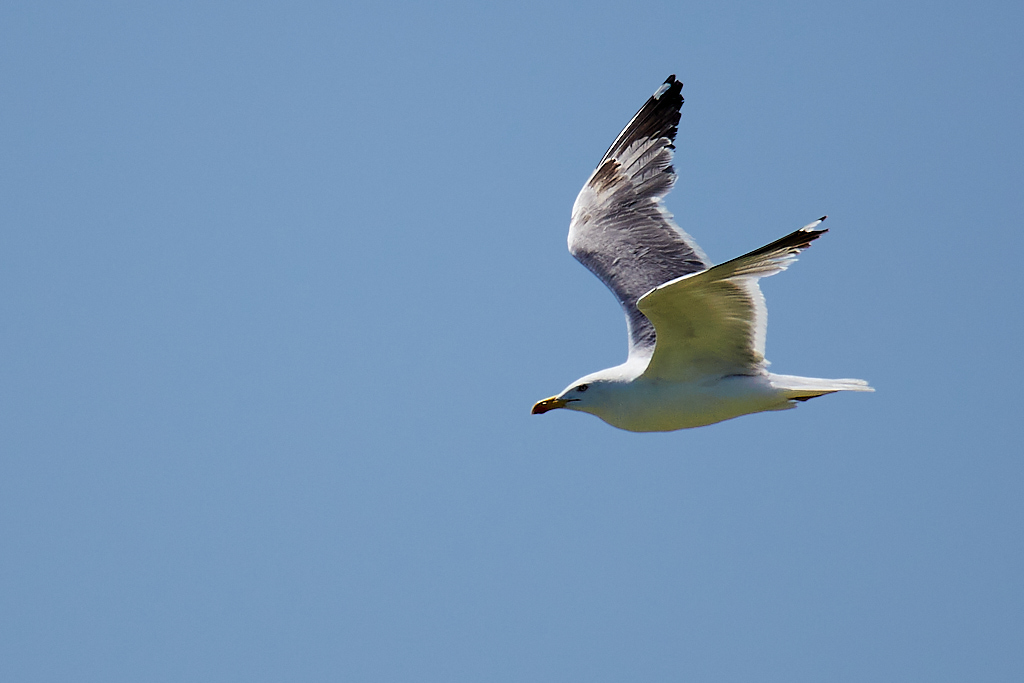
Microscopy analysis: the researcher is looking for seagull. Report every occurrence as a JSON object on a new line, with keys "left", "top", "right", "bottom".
{"left": 531, "top": 75, "right": 872, "bottom": 431}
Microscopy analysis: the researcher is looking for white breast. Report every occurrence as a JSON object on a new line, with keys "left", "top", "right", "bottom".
{"left": 589, "top": 375, "right": 793, "bottom": 432}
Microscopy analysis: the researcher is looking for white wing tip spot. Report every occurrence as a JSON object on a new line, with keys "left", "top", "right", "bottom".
{"left": 801, "top": 215, "right": 827, "bottom": 231}
{"left": 653, "top": 82, "right": 671, "bottom": 99}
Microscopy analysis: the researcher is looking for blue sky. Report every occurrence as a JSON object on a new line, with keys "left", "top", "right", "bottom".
{"left": 2, "top": 1, "right": 1022, "bottom": 681}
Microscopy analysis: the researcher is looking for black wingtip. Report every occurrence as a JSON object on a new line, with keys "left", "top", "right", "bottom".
{"left": 599, "top": 74, "right": 686, "bottom": 164}
{"left": 819, "top": 215, "right": 827, "bottom": 222}
{"left": 653, "top": 75, "right": 683, "bottom": 101}
{"left": 663, "top": 74, "right": 682, "bottom": 90}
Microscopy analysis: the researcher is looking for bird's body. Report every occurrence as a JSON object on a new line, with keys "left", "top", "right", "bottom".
{"left": 532, "top": 76, "right": 872, "bottom": 431}
{"left": 557, "top": 365, "right": 792, "bottom": 432}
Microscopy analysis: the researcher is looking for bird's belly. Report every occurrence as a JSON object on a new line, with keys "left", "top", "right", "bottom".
{"left": 598, "top": 376, "right": 790, "bottom": 432}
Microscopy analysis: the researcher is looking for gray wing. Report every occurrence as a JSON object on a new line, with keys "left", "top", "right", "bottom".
{"left": 568, "top": 75, "right": 710, "bottom": 357}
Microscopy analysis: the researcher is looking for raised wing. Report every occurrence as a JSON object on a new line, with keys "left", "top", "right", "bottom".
{"left": 636, "top": 220, "right": 828, "bottom": 382}
{"left": 568, "top": 75, "right": 710, "bottom": 357}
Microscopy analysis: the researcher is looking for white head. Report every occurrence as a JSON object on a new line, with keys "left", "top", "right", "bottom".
{"left": 531, "top": 370, "right": 627, "bottom": 420}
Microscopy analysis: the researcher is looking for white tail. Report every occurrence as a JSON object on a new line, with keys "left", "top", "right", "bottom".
{"left": 769, "top": 374, "right": 874, "bottom": 402}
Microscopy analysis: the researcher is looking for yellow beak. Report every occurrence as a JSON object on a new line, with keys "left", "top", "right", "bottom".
{"left": 531, "top": 396, "right": 568, "bottom": 415}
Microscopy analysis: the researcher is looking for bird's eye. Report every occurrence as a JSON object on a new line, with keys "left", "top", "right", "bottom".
{"left": 577, "top": 384, "right": 589, "bottom": 392}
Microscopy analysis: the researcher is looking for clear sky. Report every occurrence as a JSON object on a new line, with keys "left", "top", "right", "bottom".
{"left": 2, "top": 1, "right": 1022, "bottom": 681}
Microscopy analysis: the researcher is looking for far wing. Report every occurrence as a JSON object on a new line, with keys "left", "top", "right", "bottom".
{"left": 636, "top": 220, "right": 827, "bottom": 382}
{"left": 568, "top": 75, "right": 709, "bottom": 357}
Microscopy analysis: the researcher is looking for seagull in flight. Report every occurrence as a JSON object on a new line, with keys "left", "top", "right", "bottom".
{"left": 531, "top": 75, "right": 872, "bottom": 431}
